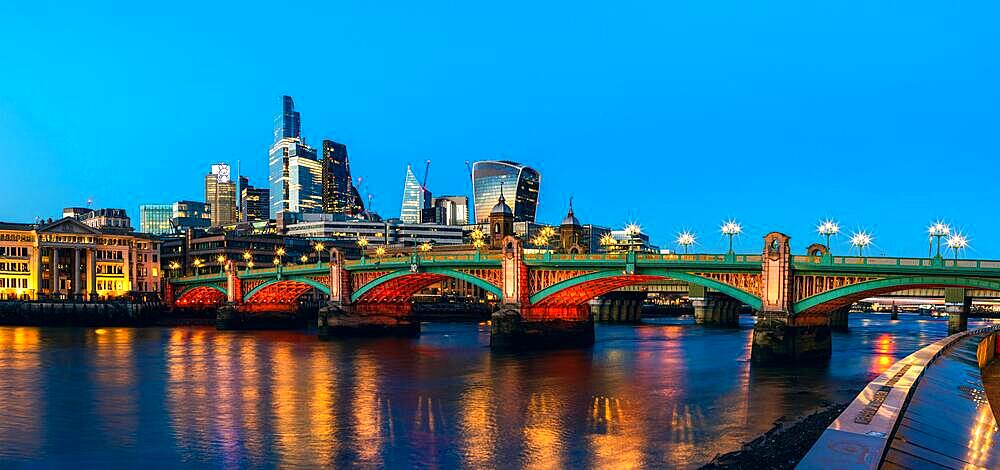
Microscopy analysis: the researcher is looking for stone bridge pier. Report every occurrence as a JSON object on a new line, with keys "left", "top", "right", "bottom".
{"left": 689, "top": 284, "right": 740, "bottom": 326}
{"left": 318, "top": 249, "right": 420, "bottom": 338}
{"left": 945, "top": 287, "right": 970, "bottom": 335}
{"left": 592, "top": 291, "right": 645, "bottom": 323}
{"left": 828, "top": 305, "right": 850, "bottom": 331}
{"left": 751, "top": 232, "right": 832, "bottom": 363}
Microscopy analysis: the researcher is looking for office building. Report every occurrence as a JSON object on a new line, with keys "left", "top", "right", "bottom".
{"left": 205, "top": 163, "right": 237, "bottom": 227}
{"left": 139, "top": 204, "right": 174, "bottom": 235}
{"left": 268, "top": 95, "right": 323, "bottom": 216}
{"left": 274, "top": 95, "right": 301, "bottom": 142}
{"left": 239, "top": 176, "right": 270, "bottom": 222}
{"left": 321, "top": 140, "right": 356, "bottom": 215}
{"left": 171, "top": 201, "right": 212, "bottom": 232}
{"left": 0, "top": 218, "right": 161, "bottom": 300}
{"left": 432, "top": 196, "right": 469, "bottom": 225}
{"left": 399, "top": 165, "right": 430, "bottom": 223}
{"left": 471, "top": 160, "right": 540, "bottom": 223}
{"left": 284, "top": 213, "right": 464, "bottom": 246}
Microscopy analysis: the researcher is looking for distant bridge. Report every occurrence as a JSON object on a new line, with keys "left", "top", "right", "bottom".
{"left": 166, "top": 233, "right": 1000, "bottom": 361}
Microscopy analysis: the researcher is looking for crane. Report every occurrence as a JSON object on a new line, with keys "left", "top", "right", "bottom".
{"left": 421, "top": 159, "right": 431, "bottom": 191}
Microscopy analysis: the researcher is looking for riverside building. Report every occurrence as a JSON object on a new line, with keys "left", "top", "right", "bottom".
{"left": 0, "top": 215, "right": 161, "bottom": 301}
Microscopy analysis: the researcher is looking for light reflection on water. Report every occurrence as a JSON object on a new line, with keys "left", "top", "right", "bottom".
{"left": 0, "top": 313, "right": 992, "bottom": 467}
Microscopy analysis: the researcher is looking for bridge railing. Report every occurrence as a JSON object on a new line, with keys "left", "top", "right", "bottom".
{"left": 793, "top": 255, "right": 1000, "bottom": 270}
{"left": 344, "top": 253, "right": 503, "bottom": 267}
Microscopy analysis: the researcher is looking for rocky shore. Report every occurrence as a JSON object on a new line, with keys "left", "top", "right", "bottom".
{"left": 700, "top": 401, "right": 850, "bottom": 469}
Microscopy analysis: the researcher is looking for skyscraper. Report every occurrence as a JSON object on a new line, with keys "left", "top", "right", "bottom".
{"left": 268, "top": 96, "right": 322, "bottom": 215}
{"left": 471, "top": 160, "right": 540, "bottom": 223}
{"left": 138, "top": 204, "right": 174, "bottom": 235}
{"left": 399, "top": 165, "right": 430, "bottom": 223}
{"left": 239, "top": 176, "right": 270, "bottom": 222}
{"left": 205, "top": 163, "right": 237, "bottom": 227}
{"left": 274, "top": 95, "right": 301, "bottom": 143}
{"left": 321, "top": 140, "right": 356, "bottom": 215}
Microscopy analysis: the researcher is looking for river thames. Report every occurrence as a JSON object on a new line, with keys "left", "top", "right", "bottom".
{"left": 0, "top": 313, "right": 992, "bottom": 468}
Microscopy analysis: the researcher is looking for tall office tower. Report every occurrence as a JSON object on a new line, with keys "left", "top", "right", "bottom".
{"left": 432, "top": 196, "right": 469, "bottom": 225}
{"left": 138, "top": 204, "right": 174, "bottom": 235}
{"left": 205, "top": 163, "right": 237, "bottom": 227}
{"left": 471, "top": 160, "right": 540, "bottom": 223}
{"left": 274, "top": 95, "right": 301, "bottom": 142}
{"left": 239, "top": 176, "right": 271, "bottom": 222}
{"left": 321, "top": 140, "right": 356, "bottom": 215}
{"left": 399, "top": 165, "right": 430, "bottom": 223}
{"left": 268, "top": 95, "right": 322, "bottom": 215}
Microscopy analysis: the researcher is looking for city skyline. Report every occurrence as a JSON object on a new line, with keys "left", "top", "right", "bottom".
{"left": 1, "top": 1, "right": 998, "bottom": 256}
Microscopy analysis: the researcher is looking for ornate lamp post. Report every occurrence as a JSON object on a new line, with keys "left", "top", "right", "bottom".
{"left": 470, "top": 228, "right": 486, "bottom": 256}
{"left": 375, "top": 246, "right": 386, "bottom": 263}
{"left": 720, "top": 220, "right": 742, "bottom": 254}
{"left": 313, "top": 242, "right": 325, "bottom": 266}
{"left": 676, "top": 231, "right": 696, "bottom": 254}
{"left": 419, "top": 241, "right": 432, "bottom": 254}
{"left": 850, "top": 231, "right": 873, "bottom": 257}
{"left": 817, "top": 220, "right": 840, "bottom": 252}
{"left": 928, "top": 222, "right": 950, "bottom": 259}
{"left": 946, "top": 233, "right": 968, "bottom": 260}
{"left": 168, "top": 261, "right": 180, "bottom": 278}
{"left": 192, "top": 258, "right": 204, "bottom": 277}
{"left": 242, "top": 251, "right": 253, "bottom": 273}
{"left": 300, "top": 255, "right": 309, "bottom": 264}
{"left": 600, "top": 233, "right": 617, "bottom": 254}
{"left": 216, "top": 254, "right": 227, "bottom": 274}
{"left": 357, "top": 236, "right": 369, "bottom": 261}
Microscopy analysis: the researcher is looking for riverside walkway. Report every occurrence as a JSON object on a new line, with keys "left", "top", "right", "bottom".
{"left": 799, "top": 325, "right": 1000, "bottom": 468}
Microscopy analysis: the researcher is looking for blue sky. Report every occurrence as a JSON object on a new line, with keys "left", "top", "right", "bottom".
{"left": 1, "top": 1, "right": 997, "bottom": 256}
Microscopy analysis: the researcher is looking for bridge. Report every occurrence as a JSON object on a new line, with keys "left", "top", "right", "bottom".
{"left": 165, "top": 232, "right": 1000, "bottom": 361}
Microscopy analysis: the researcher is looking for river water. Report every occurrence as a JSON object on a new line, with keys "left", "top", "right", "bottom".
{"left": 0, "top": 313, "right": 993, "bottom": 468}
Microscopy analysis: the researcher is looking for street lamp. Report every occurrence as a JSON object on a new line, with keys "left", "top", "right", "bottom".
{"left": 300, "top": 255, "right": 309, "bottom": 264}
{"left": 720, "top": 220, "right": 742, "bottom": 254}
{"left": 928, "top": 222, "right": 950, "bottom": 259}
{"left": 357, "top": 236, "right": 369, "bottom": 261}
{"left": 216, "top": 254, "right": 226, "bottom": 273}
{"left": 850, "top": 231, "right": 873, "bottom": 257}
{"left": 676, "top": 231, "right": 696, "bottom": 254}
{"left": 817, "top": 220, "right": 840, "bottom": 252}
{"left": 946, "top": 233, "right": 968, "bottom": 260}
{"left": 419, "top": 242, "right": 432, "bottom": 253}
{"left": 375, "top": 246, "right": 386, "bottom": 261}
{"left": 242, "top": 251, "right": 253, "bottom": 273}
{"left": 192, "top": 258, "right": 204, "bottom": 277}
{"left": 168, "top": 261, "right": 180, "bottom": 278}
{"left": 314, "top": 242, "right": 325, "bottom": 265}
{"left": 600, "top": 233, "right": 617, "bottom": 253}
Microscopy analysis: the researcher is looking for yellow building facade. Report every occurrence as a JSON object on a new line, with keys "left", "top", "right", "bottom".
{"left": 0, "top": 218, "right": 161, "bottom": 301}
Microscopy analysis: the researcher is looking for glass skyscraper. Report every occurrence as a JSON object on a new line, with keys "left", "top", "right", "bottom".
{"left": 239, "top": 176, "right": 270, "bottom": 222}
{"left": 322, "top": 140, "right": 355, "bottom": 215}
{"left": 399, "top": 165, "right": 430, "bottom": 223}
{"left": 138, "top": 204, "right": 174, "bottom": 235}
{"left": 274, "top": 95, "right": 301, "bottom": 143}
{"left": 268, "top": 95, "right": 322, "bottom": 215}
{"left": 471, "top": 160, "right": 540, "bottom": 223}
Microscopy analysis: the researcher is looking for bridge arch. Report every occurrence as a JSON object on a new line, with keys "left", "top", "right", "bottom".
{"left": 529, "top": 268, "right": 763, "bottom": 309}
{"left": 351, "top": 267, "right": 504, "bottom": 303}
{"left": 243, "top": 277, "right": 331, "bottom": 304}
{"left": 793, "top": 276, "right": 1000, "bottom": 316}
{"left": 174, "top": 285, "right": 227, "bottom": 307}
